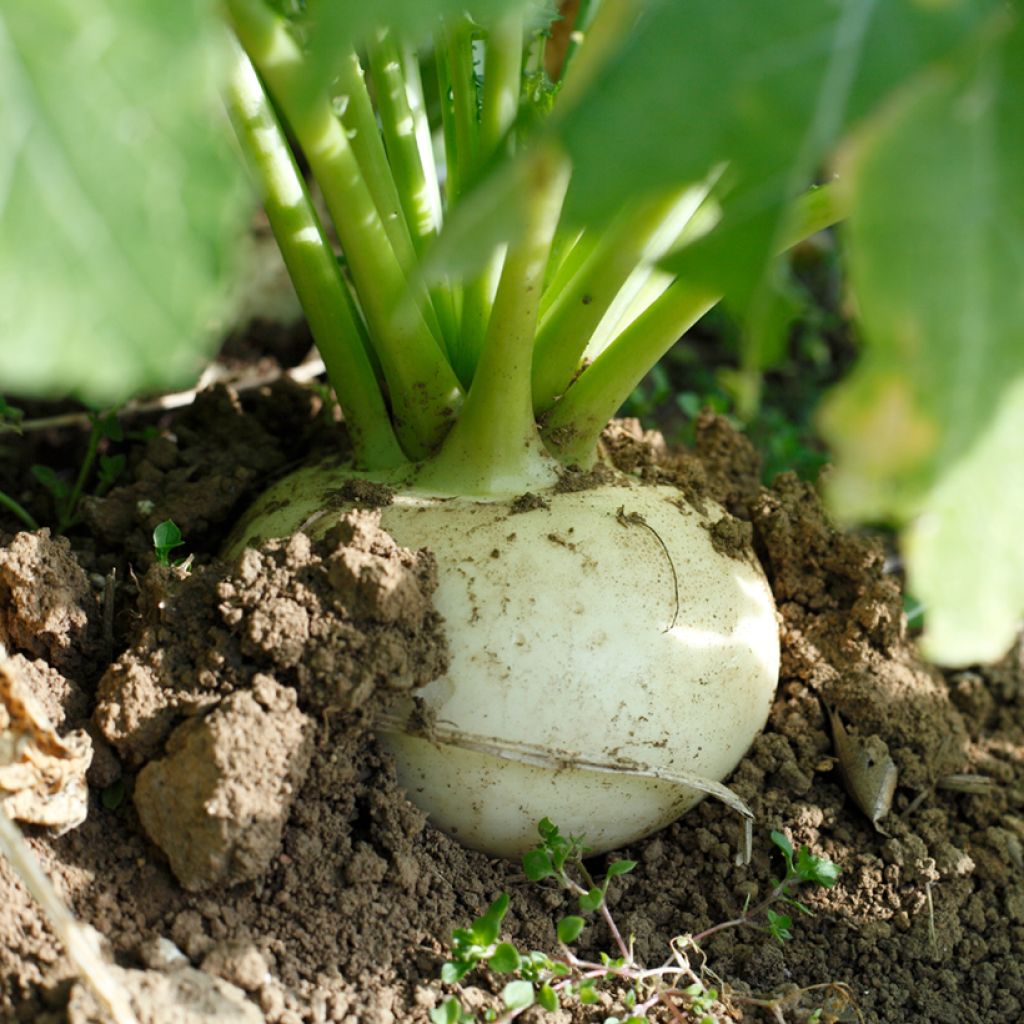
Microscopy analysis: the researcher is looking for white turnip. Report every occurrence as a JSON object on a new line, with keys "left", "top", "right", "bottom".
{"left": 231, "top": 463, "right": 779, "bottom": 857}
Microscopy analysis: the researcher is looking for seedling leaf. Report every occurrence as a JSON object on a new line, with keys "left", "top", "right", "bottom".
{"left": 795, "top": 846, "right": 841, "bottom": 888}
{"left": 556, "top": 915, "right": 585, "bottom": 944}
{"left": 766, "top": 908, "right": 793, "bottom": 942}
{"left": 522, "top": 848, "right": 555, "bottom": 881}
{"left": 471, "top": 893, "right": 509, "bottom": 946}
{"left": 578, "top": 887, "right": 603, "bottom": 913}
{"left": 606, "top": 859, "right": 637, "bottom": 879}
{"left": 488, "top": 942, "right": 521, "bottom": 973}
{"left": 153, "top": 520, "right": 185, "bottom": 566}
{"left": 501, "top": 980, "right": 534, "bottom": 1011}
{"left": 770, "top": 830, "right": 794, "bottom": 862}
{"left": 538, "top": 983, "right": 558, "bottom": 1013}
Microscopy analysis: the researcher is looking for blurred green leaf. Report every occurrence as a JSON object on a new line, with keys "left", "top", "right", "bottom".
{"left": 305, "top": 0, "right": 544, "bottom": 87}
{"left": 501, "top": 980, "right": 535, "bottom": 1011}
{"left": 471, "top": 893, "right": 509, "bottom": 946}
{"left": 605, "top": 858, "right": 637, "bottom": 879}
{"left": 562, "top": 0, "right": 998, "bottom": 357}
{"left": 488, "top": 942, "right": 521, "bottom": 973}
{"left": 0, "top": 0, "right": 248, "bottom": 404}
{"left": 522, "top": 848, "right": 555, "bottom": 881}
{"left": 556, "top": 915, "right": 585, "bottom": 944}
{"left": 537, "top": 983, "right": 558, "bottom": 1013}
{"left": 821, "top": 17, "right": 1024, "bottom": 666}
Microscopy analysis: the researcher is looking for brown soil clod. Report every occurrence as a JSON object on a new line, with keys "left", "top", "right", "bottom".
{"left": 0, "top": 529, "right": 98, "bottom": 676}
{"left": 133, "top": 676, "right": 312, "bottom": 891}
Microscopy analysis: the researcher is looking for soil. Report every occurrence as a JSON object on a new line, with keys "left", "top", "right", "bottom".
{"left": 0, "top": 363, "right": 1022, "bottom": 1024}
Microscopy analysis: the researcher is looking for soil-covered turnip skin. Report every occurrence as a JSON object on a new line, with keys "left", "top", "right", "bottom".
{"left": 230, "top": 466, "right": 779, "bottom": 857}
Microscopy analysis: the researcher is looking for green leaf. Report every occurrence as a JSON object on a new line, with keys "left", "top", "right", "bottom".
{"left": 770, "top": 830, "right": 794, "bottom": 862}
{"left": 556, "top": 915, "right": 585, "bottom": 944}
{"left": 471, "top": 893, "right": 509, "bottom": 946}
{"left": 31, "top": 464, "right": 66, "bottom": 499}
{"left": 537, "top": 817, "right": 559, "bottom": 842}
{"left": 578, "top": 888, "right": 603, "bottom": 913}
{"left": 440, "top": 960, "right": 471, "bottom": 985}
{"left": 820, "top": 17, "right": 1024, "bottom": 666}
{"left": 0, "top": 0, "right": 248, "bottom": 404}
{"left": 98, "top": 453, "right": 126, "bottom": 490}
{"left": 766, "top": 908, "right": 793, "bottom": 942}
{"left": 795, "top": 846, "right": 840, "bottom": 889}
{"left": 538, "top": 984, "right": 558, "bottom": 1013}
{"left": 562, "top": 0, "right": 998, "bottom": 378}
{"left": 522, "top": 848, "right": 555, "bottom": 881}
{"left": 578, "top": 979, "right": 599, "bottom": 1005}
{"left": 488, "top": 942, "right": 521, "bottom": 973}
{"left": 153, "top": 520, "right": 184, "bottom": 565}
{"left": 605, "top": 859, "right": 637, "bottom": 879}
{"left": 304, "top": 0, "right": 541, "bottom": 92}
{"left": 100, "top": 778, "right": 126, "bottom": 811}
{"left": 429, "top": 1000, "right": 462, "bottom": 1024}
{"left": 501, "top": 980, "right": 535, "bottom": 1011}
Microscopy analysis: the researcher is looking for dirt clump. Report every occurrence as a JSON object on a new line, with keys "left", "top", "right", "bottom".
{"left": 134, "top": 676, "right": 312, "bottom": 890}
{"left": 95, "top": 513, "right": 446, "bottom": 765}
{"left": 0, "top": 530, "right": 97, "bottom": 676}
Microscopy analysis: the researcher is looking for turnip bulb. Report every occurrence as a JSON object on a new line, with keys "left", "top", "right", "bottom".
{"left": 230, "top": 463, "right": 780, "bottom": 858}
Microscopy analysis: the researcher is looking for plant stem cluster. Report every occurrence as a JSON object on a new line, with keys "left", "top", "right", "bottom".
{"left": 432, "top": 821, "right": 840, "bottom": 1024}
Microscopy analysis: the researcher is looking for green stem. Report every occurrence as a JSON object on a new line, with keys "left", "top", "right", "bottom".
{"left": 454, "top": 13, "right": 525, "bottom": 387}
{"left": 542, "top": 182, "right": 848, "bottom": 466}
{"left": 539, "top": 226, "right": 593, "bottom": 315}
{"left": 226, "top": 0, "right": 461, "bottom": 458}
{"left": 437, "top": 16, "right": 483, "bottom": 381}
{"left": 400, "top": 44, "right": 459, "bottom": 348}
{"left": 368, "top": 30, "right": 443, "bottom": 253}
{"left": 419, "top": 147, "right": 571, "bottom": 496}
{"left": 367, "top": 30, "right": 458, "bottom": 355}
{"left": 531, "top": 189, "right": 695, "bottom": 412}
{"left": 226, "top": 45, "right": 406, "bottom": 471}
{"left": 558, "top": 0, "right": 602, "bottom": 83}
{"left": 442, "top": 15, "right": 481, "bottom": 206}
{"left": 0, "top": 489, "right": 40, "bottom": 532}
{"left": 480, "top": 12, "right": 523, "bottom": 161}
{"left": 333, "top": 52, "right": 418, "bottom": 275}
{"left": 551, "top": 0, "right": 642, "bottom": 116}
{"left": 542, "top": 278, "right": 719, "bottom": 466}
{"left": 60, "top": 421, "right": 103, "bottom": 530}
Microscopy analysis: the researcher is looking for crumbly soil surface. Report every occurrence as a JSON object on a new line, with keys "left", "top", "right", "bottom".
{"left": 1, "top": 376, "right": 1022, "bottom": 1024}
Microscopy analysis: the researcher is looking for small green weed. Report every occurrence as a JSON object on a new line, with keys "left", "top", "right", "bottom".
{"left": 152, "top": 519, "right": 186, "bottom": 567}
{"left": 432, "top": 820, "right": 841, "bottom": 1024}
{"left": 30, "top": 410, "right": 125, "bottom": 533}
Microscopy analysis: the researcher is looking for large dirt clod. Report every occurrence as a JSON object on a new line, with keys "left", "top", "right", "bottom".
{"left": 133, "top": 676, "right": 312, "bottom": 891}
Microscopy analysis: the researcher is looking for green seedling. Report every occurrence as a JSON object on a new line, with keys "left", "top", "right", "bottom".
{"left": 433, "top": 820, "right": 840, "bottom": 1023}
{"left": 152, "top": 520, "right": 186, "bottom": 567}
{"left": 0, "top": 397, "right": 24, "bottom": 433}
{"left": 29, "top": 412, "right": 125, "bottom": 534}
{"left": 0, "top": 396, "right": 39, "bottom": 530}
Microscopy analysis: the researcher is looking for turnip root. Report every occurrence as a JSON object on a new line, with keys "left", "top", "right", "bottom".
{"left": 231, "top": 464, "right": 779, "bottom": 858}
